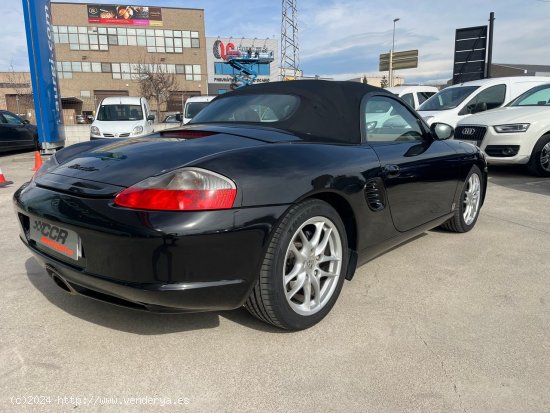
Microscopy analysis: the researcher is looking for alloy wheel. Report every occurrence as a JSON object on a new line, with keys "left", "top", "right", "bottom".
{"left": 463, "top": 173, "right": 481, "bottom": 226}
{"left": 540, "top": 142, "right": 550, "bottom": 172}
{"left": 283, "top": 217, "right": 343, "bottom": 316}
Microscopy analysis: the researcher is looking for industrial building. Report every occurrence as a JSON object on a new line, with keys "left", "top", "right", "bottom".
{"left": 50, "top": 2, "right": 208, "bottom": 121}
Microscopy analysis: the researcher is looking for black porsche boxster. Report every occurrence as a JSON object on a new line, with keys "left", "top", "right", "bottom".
{"left": 14, "top": 81, "right": 487, "bottom": 330}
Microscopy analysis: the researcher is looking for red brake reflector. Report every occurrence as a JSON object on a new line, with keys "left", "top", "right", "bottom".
{"left": 114, "top": 188, "right": 236, "bottom": 211}
{"left": 160, "top": 130, "right": 216, "bottom": 139}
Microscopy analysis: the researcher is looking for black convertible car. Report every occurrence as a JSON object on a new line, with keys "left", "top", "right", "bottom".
{"left": 14, "top": 81, "right": 487, "bottom": 330}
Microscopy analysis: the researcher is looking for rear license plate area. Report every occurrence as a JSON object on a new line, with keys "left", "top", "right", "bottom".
{"left": 28, "top": 217, "right": 81, "bottom": 260}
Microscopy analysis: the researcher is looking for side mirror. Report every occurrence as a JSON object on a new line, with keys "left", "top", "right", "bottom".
{"left": 431, "top": 122, "right": 454, "bottom": 140}
{"left": 175, "top": 113, "right": 183, "bottom": 122}
{"left": 23, "top": 119, "right": 30, "bottom": 124}
{"left": 147, "top": 114, "right": 155, "bottom": 121}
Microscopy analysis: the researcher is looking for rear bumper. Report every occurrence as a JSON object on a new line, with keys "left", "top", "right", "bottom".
{"left": 26, "top": 241, "right": 250, "bottom": 312}
{"left": 14, "top": 182, "right": 289, "bottom": 312}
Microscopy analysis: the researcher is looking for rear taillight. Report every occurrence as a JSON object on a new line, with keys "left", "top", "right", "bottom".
{"left": 114, "top": 167, "right": 236, "bottom": 211}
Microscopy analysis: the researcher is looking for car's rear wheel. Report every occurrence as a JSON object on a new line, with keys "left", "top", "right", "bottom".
{"left": 441, "top": 165, "right": 483, "bottom": 233}
{"left": 527, "top": 134, "right": 550, "bottom": 177}
{"left": 245, "top": 199, "right": 348, "bottom": 330}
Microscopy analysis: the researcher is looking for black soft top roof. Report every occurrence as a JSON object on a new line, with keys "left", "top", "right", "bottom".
{"left": 210, "top": 80, "right": 390, "bottom": 143}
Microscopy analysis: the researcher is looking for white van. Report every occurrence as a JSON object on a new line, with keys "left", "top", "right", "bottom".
{"left": 90, "top": 96, "right": 154, "bottom": 139}
{"left": 183, "top": 96, "right": 216, "bottom": 124}
{"left": 417, "top": 76, "right": 550, "bottom": 128}
{"left": 385, "top": 85, "right": 439, "bottom": 109}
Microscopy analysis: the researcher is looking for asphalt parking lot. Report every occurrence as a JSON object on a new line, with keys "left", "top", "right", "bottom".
{"left": 0, "top": 150, "right": 549, "bottom": 413}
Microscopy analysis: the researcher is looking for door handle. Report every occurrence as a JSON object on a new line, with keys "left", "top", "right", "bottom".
{"left": 383, "top": 164, "right": 400, "bottom": 178}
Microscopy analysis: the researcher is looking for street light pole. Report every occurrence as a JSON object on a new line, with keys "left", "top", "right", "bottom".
{"left": 389, "top": 18, "right": 400, "bottom": 87}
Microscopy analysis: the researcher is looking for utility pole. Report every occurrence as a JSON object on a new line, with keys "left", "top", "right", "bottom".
{"left": 486, "top": 12, "right": 495, "bottom": 78}
{"left": 389, "top": 18, "right": 400, "bottom": 87}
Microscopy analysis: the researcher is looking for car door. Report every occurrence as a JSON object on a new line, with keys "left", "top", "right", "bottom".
{"left": 1, "top": 111, "right": 34, "bottom": 150}
{"left": 363, "top": 94, "right": 462, "bottom": 232}
{"left": 458, "top": 84, "right": 507, "bottom": 117}
{"left": 0, "top": 112, "right": 23, "bottom": 151}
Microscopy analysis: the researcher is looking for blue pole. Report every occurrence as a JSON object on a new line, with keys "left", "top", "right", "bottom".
{"left": 22, "top": 0, "right": 65, "bottom": 152}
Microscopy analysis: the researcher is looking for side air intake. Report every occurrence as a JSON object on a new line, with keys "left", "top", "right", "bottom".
{"left": 365, "top": 178, "right": 385, "bottom": 212}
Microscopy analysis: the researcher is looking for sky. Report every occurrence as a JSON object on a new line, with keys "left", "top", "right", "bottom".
{"left": 2, "top": 0, "right": 550, "bottom": 84}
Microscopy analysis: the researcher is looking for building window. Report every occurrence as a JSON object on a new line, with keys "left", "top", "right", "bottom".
{"left": 101, "top": 63, "right": 112, "bottom": 73}
{"left": 55, "top": 25, "right": 200, "bottom": 53}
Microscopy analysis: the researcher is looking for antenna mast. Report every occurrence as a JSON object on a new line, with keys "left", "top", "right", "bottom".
{"left": 281, "top": 0, "right": 299, "bottom": 80}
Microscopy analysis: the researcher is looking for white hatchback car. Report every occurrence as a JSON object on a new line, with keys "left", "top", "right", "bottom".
{"left": 418, "top": 76, "right": 550, "bottom": 129}
{"left": 385, "top": 85, "right": 438, "bottom": 109}
{"left": 91, "top": 96, "right": 154, "bottom": 139}
{"left": 455, "top": 83, "right": 550, "bottom": 176}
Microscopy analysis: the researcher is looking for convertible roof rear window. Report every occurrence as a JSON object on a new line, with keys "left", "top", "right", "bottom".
{"left": 189, "top": 80, "right": 389, "bottom": 143}
{"left": 192, "top": 94, "right": 299, "bottom": 123}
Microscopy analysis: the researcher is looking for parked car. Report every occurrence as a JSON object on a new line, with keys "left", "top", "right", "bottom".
{"left": 385, "top": 85, "right": 438, "bottom": 109}
{"left": 162, "top": 113, "right": 182, "bottom": 124}
{"left": 0, "top": 110, "right": 38, "bottom": 153}
{"left": 14, "top": 81, "right": 487, "bottom": 330}
{"left": 90, "top": 96, "right": 154, "bottom": 139}
{"left": 183, "top": 96, "right": 215, "bottom": 124}
{"left": 418, "top": 76, "right": 550, "bottom": 128}
{"left": 75, "top": 114, "right": 87, "bottom": 124}
{"left": 455, "top": 83, "right": 550, "bottom": 176}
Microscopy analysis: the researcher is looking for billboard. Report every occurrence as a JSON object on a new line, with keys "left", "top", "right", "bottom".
{"left": 87, "top": 4, "right": 163, "bottom": 26}
{"left": 206, "top": 37, "right": 279, "bottom": 86}
{"left": 453, "top": 26, "right": 487, "bottom": 84}
{"left": 379, "top": 49, "right": 419, "bottom": 71}
{"left": 22, "top": 0, "right": 65, "bottom": 151}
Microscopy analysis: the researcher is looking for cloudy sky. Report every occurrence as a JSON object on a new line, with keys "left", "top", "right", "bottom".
{"left": 2, "top": 0, "right": 550, "bottom": 83}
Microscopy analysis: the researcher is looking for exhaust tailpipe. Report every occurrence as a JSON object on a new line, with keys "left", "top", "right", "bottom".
{"left": 45, "top": 265, "right": 77, "bottom": 295}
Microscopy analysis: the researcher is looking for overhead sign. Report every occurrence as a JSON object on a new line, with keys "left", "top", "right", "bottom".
{"left": 87, "top": 4, "right": 163, "bottom": 26}
{"left": 379, "top": 49, "right": 419, "bottom": 71}
{"left": 22, "top": 0, "right": 65, "bottom": 151}
{"left": 453, "top": 26, "right": 487, "bottom": 84}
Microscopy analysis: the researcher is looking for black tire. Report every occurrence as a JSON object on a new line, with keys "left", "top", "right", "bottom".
{"left": 527, "top": 134, "right": 550, "bottom": 177}
{"left": 245, "top": 199, "right": 349, "bottom": 330}
{"left": 441, "top": 165, "right": 484, "bottom": 233}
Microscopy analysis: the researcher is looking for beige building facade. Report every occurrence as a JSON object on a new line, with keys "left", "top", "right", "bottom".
{"left": 50, "top": 2, "right": 208, "bottom": 120}
{"left": 0, "top": 71, "right": 33, "bottom": 117}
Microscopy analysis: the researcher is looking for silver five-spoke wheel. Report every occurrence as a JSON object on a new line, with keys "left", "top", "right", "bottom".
{"left": 540, "top": 142, "right": 550, "bottom": 173}
{"left": 463, "top": 173, "right": 481, "bottom": 226}
{"left": 283, "top": 217, "right": 342, "bottom": 316}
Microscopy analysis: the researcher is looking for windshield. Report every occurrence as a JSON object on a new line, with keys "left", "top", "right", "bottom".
{"left": 509, "top": 84, "right": 550, "bottom": 106}
{"left": 185, "top": 102, "right": 210, "bottom": 119}
{"left": 191, "top": 94, "right": 299, "bottom": 123}
{"left": 418, "top": 86, "right": 479, "bottom": 111}
{"left": 97, "top": 104, "right": 143, "bottom": 121}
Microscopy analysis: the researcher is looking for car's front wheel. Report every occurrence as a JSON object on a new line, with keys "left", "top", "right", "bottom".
{"left": 245, "top": 199, "right": 348, "bottom": 330}
{"left": 527, "top": 134, "right": 550, "bottom": 177}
